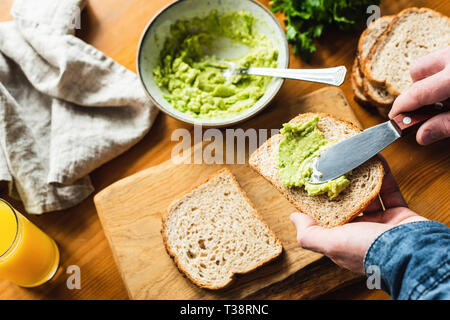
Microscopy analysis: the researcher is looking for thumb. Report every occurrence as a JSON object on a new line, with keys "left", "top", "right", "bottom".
{"left": 416, "top": 111, "right": 450, "bottom": 145}
{"left": 290, "top": 212, "right": 331, "bottom": 253}
{"left": 290, "top": 211, "right": 317, "bottom": 231}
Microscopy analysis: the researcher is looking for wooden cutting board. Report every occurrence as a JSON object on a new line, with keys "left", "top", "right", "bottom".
{"left": 94, "top": 87, "right": 364, "bottom": 300}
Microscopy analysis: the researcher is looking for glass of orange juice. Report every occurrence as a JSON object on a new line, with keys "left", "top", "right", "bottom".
{"left": 0, "top": 199, "right": 60, "bottom": 287}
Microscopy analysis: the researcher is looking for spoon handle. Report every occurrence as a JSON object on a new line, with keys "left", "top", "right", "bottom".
{"left": 243, "top": 66, "right": 347, "bottom": 86}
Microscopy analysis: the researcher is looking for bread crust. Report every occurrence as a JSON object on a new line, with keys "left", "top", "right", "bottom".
{"left": 249, "top": 113, "right": 384, "bottom": 228}
{"left": 362, "top": 10, "right": 402, "bottom": 87}
{"left": 352, "top": 58, "right": 363, "bottom": 90}
{"left": 351, "top": 61, "right": 372, "bottom": 107}
{"left": 357, "top": 15, "right": 395, "bottom": 67}
{"left": 161, "top": 168, "right": 283, "bottom": 290}
{"left": 356, "top": 15, "right": 395, "bottom": 107}
{"left": 353, "top": 60, "right": 393, "bottom": 109}
{"left": 356, "top": 19, "right": 372, "bottom": 63}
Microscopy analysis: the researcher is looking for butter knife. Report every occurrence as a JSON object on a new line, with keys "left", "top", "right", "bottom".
{"left": 308, "top": 103, "right": 447, "bottom": 184}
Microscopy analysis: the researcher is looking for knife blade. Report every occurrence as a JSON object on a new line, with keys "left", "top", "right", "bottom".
{"left": 308, "top": 104, "right": 447, "bottom": 184}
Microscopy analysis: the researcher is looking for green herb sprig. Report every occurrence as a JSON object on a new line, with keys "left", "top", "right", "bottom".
{"left": 270, "top": 0, "right": 381, "bottom": 60}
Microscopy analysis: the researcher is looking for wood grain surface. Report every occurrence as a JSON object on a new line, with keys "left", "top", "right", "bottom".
{"left": 0, "top": 0, "right": 449, "bottom": 300}
{"left": 94, "top": 88, "right": 364, "bottom": 300}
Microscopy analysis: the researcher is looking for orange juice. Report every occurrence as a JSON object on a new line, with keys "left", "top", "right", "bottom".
{"left": 0, "top": 199, "right": 60, "bottom": 287}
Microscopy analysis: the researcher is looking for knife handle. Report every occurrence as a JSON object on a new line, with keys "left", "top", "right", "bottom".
{"left": 392, "top": 103, "right": 448, "bottom": 133}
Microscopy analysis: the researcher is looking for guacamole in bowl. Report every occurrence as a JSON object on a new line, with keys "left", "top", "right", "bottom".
{"left": 137, "top": 0, "right": 289, "bottom": 127}
{"left": 152, "top": 10, "right": 278, "bottom": 120}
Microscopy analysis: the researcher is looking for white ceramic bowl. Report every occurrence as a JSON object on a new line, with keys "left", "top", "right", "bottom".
{"left": 137, "top": 0, "right": 289, "bottom": 127}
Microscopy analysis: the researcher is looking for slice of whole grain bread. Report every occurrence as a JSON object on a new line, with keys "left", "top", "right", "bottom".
{"left": 249, "top": 113, "right": 384, "bottom": 228}
{"left": 352, "top": 75, "right": 390, "bottom": 117}
{"left": 353, "top": 58, "right": 393, "bottom": 109}
{"left": 358, "top": 16, "right": 394, "bottom": 63}
{"left": 358, "top": 15, "right": 395, "bottom": 107}
{"left": 162, "top": 168, "right": 282, "bottom": 290}
{"left": 364, "top": 7, "right": 450, "bottom": 95}
{"left": 362, "top": 78, "right": 394, "bottom": 107}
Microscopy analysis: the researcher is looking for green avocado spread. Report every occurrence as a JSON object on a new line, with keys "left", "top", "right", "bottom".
{"left": 277, "top": 116, "right": 350, "bottom": 199}
{"left": 152, "top": 10, "right": 278, "bottom": 119}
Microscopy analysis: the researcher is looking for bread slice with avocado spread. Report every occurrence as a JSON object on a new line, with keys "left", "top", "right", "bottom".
{"left": 249, "top": 113, "right": 384, "bottom": 228}
{"left": 162, "top": 168, "right": 282, "bottom": 290}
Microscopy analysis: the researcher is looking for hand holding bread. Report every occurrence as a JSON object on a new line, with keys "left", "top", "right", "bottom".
{"left": 290, "top": 157, "right": 427, "bottom": 274}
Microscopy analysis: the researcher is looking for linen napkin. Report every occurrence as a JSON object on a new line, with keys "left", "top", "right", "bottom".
{"left": 0, "top": 0, "right": 159, "bottom": 214}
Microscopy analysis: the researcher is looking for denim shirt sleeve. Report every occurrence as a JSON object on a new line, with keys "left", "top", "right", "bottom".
{"left": 364, "top": 221, "right": 450, "bottom": 300}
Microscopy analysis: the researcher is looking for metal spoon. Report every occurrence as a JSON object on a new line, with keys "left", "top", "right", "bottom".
{"left": 204, "top": 59, "right": 347, "bottom": 86}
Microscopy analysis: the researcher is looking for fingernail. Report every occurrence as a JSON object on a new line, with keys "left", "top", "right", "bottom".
{"left": 388, "top": 110, "right": 396, "bottom": 119}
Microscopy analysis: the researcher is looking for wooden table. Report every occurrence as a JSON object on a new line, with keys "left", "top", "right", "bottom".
{"left": 0, "top": 0, "right": 448, "bottom": 300}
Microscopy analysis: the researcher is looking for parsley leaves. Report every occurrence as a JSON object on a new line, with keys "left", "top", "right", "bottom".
{"left": 270, "top": 0, "right": 380, "bottom": 60}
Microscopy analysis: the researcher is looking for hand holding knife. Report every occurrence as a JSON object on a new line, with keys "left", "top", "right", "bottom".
{"left": 308, "top": 103, "right": 448, "bottom": 184}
